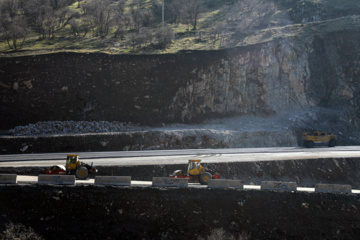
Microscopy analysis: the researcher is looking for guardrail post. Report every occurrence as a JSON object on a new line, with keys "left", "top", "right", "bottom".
{"left": 38, "top": 175, "right": 75, "bottom": 185}
{"left": 208, "top": 179, "right": 244, "bottom": 189}
{"left": 315, "top": 184, "right": 352, "bottom": 193}
{"left": 261, "top": 181, "right": 297, "bottom": 191}
{"left": 152, "top": 177, "right": 188, "bottom": 187}
{"left": 95, "top": 176, "right": 131, "bottom": 186}
{"left": 0, "top": 174, "right": 17, "bottom": 184}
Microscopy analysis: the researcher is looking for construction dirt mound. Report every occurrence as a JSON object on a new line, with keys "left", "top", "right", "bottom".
{"left": 0, "top": 185, "right": 359, "bottom": 240}
{"left": 1, "top": 157, "right": 360, "bottom": 239}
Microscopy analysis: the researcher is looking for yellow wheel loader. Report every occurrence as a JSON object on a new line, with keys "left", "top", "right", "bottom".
{"left": 302, "top": 131, "right": 337, "bottom": 148}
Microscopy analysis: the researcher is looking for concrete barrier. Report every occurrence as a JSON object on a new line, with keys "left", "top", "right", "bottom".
{"left": 0, "top": 174, "right": 17, "bottom": 184}
{"left": 38, "top": 175, "right": 75, "bottom": 185}
{"left": 95, "top": 176, "right": 131, "bottom": 186}
{"left": 261, "top": 181, "right": 297, "bottom": 191}
{"left": 152, "top": 177, "right": 188, "bottom": 187}
{"left": 315, "top": 184, "right": 352, "bottom": 193}
{"left": 208, "top": 179, "right": 244, "bottom": 189}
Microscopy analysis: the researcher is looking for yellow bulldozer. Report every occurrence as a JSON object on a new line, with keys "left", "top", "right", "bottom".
{"left": 302, "top": 131, "right": 337, "bottom": 148}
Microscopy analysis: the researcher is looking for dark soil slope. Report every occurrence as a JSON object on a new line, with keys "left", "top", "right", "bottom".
{"left": 0, "top": 185, "right": 359, "bottom": 240}
{"left": 3, "top": 157, "right": 360, "bottom": 188}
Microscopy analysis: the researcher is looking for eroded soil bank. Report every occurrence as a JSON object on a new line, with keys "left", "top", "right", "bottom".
{"left": 0, "top": 185, "right": 359, "bottom": 240}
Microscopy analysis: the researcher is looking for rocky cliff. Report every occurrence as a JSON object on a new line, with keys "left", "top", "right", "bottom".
{"left": 1, "top": 28, "right": 360, "bottom": 146}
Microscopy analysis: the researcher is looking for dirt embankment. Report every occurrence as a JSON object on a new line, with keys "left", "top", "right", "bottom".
{"left": 0, "top": 130, "right": 300, "bottom": 154}
{"left": 1, "top": 157, "right": 360, "bottom": 239}
{"left": 0, "top": 185, "right": 359, "bottom": 240}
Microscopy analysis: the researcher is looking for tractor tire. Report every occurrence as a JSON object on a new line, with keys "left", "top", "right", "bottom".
{"left": 328, "top": 139, "right": 336, "bottom": 147}
{"left": 75, "top": 166, "right": 89, "bottom": 180}
{"left": 304, "top": 141, "right": 314, "bottom": 148}
{"left": 199, "top": 172, "right": 212, "bottom": 185}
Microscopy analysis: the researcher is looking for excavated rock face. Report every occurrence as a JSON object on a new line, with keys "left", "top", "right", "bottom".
{"left": 0, "top": 31, "right": 359, "bottom": 130}
{"left": 169, "top": 40, "right": 310, "bottom": 122}
{"left": 307, "top": 32, "right": 360, "bottom": 109}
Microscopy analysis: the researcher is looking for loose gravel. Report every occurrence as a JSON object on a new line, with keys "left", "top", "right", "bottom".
{"left": 0, "top": 121, "right": 148, "bottom": 136}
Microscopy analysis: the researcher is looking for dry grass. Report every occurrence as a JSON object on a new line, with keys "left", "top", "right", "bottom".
{"left": 1, "top": 0, "right": 360, "bottom": 55}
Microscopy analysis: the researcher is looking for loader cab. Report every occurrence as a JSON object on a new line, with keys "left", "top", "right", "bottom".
{"left": 187, "top": 160, "right": 204, "bottom": 176}
{"left": 66, "top": 154, "right": 80, "bottom": 171}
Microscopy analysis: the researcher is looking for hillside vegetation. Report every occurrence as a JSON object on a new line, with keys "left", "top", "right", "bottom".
{"left": 1, "top": 0, "right": 360, "bottom": 55}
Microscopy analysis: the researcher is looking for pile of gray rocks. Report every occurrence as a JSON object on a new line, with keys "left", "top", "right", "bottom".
{"left": 0, "top": 121, "right": 147, "bottom": 136}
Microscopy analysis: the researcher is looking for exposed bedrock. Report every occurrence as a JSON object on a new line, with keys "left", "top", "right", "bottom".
{"left": 1, "top": 30, "right": 360, "bottom": 130}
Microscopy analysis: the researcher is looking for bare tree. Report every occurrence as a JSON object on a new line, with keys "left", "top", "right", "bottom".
{"left": 127, "top": 31, "right": 141, "bottom": 50}
{"left": 0, "top": 0, "right": 29, "bottom": 49}
{"left": 130, "top": 7, "right": 145, "bottom": 31}
{"left": 180, "top": 0, "right": 202, "bottom": 30}
{"left": 139, "top": 27, "right": 153, "bottom": 47}
{"left": 166, "top": 0, "right": 182, "bottom": 25}
{"left": 112, "top": 0, "right": 126, "bottom": 39}
{"left": 127, "top": 28, "right": 153, "bottom": 50}
{"left": 1, "top": 15, "right": 29, "bottom": 49}
{"left": 133, "top": 0, "right": 144, "bottom": 9}
{"left": 82, "top": 0, "right": 114, "bottom": 38}
{"left": 22, "top": 0, "right": 74, "bottom": 39}
{"left": 49, "top": 0, "right": 75, "bottom": 10}
{"left": 69, "top": 17, "right": 89, "bottom": 38}
{"left": 209, "top": 22, "right": 226, "bottom": 45}
{"left": 130, "top": 5, "right": 154, "bottom": 31}
{"left": 227, "top": 0, "right": 278, "bottom": 34}
{"left": 1, "top": 0, "right": 18, "bottom": 18}
{"left": 121, "top": 14, "right": 134, "bottom": 31}
{"left": 55, "top": 7, "right": 73, "bottom": 30}
{"left": 154, "top": 25, "right": 174, "bottom": 49}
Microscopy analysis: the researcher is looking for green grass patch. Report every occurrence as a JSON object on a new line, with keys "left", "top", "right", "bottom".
{"left": 1, "top": 0, "right": 360, "bottom": 55}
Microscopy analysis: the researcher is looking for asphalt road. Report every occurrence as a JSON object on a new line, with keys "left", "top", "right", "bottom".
{"left": 1, "top": 146, "right": 360, "bottom": 167}
{"left": 2, "top": 146, "right": 360, "bottom": 193}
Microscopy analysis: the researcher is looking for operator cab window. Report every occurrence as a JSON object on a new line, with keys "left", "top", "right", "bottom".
{"left": 67, "top": 156, "right": 77, "bottom": 164}
{"left": 195, "top": 162, "right": 200, "bottom": 169}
